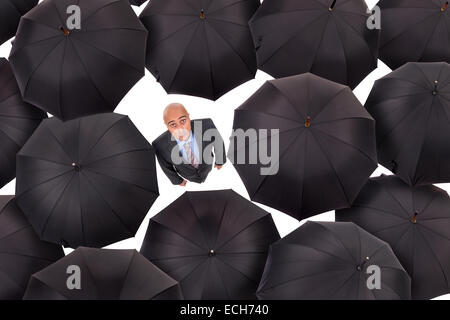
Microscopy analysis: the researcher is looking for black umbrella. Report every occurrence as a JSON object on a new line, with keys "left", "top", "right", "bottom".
{"left": 365, "top": 62, "right": 450, "bottom": 186}
{"left": 24, "top": 247, "right": 183, "bottom": 300}
{"left": 139, "top": 0, "right": 259, "bottom": 100}
{"left": 379, "top": 0, "right": 450, "bottom": 70}
{"left": 140, "top": 189, "right": 280, "bottom": 300}
{"left": 0, "top": 58, "right": 47, "bottom": 189}
{"left": 249, "top": 0, "right": 379, "bottom": 89}
{"left": 15, "top": 113, "right": 159, "bottom": 248}
{"left": 337, "top": 175, "right": 450, "bottom": 300}
{"left": 129, "top": 0, "right": 147, "bottom": 7}
{"left": 9, "top": 0, "right": 147, "bottom": 121}
{"left": 257, "top": 221, "right": 411, "bottom": 300}
{"left": 0, "top": 0, "right": 38, "bottom": 46}
{"left": 229, "top": 73, "right": 377, "bottom": 221}
{"left": 0, "top": 196, "right": 64, "bottom": 300}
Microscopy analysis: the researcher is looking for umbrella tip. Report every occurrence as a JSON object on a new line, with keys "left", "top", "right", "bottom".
{"left": 305, "top": 116, "right": 311, "bottom": 128}
{"left": 412, "top": 212, "right": 418, "bottom": 223}
{"left": 329, "top": 0, "right": 337, "bottom": 11}
{"left": 442, "top": 1, "right": 448, "bottom": 11}
{"left": 72, "top": 162, "right": 81, "bottom": 171}
{"left": 60, "top": 26, "right": 70, "bottom": 36}
{"left": 200, "top": 9, "right": 206, "bottom": 19}
{"left": 209, "top": 249, "right": 215, "bottom": 256}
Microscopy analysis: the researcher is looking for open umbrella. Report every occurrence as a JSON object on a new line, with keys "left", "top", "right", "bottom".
{"left": 15, "top": 113, "right": 159, "bottom": 248}
{"left": 9, "top": 0, "right": 147, "bottom": 121}
{"left": 229, "top": 73, "right": 377, "bottom": 220}
{"left": 140, "top": 189, "right": 280, "bottom": 300}
{"left": 365, "top": 62, "right": 450, "bottom": 186}
{"left": 337, "top": 175, "right": 450, "bottom": 300}
{"left": 379, "top": 0, "right": 450, "bottom": 70}
{"left": 0, "top": 0, "right": 38, "bottom": 46}
{"left": 257, "top": 221, "right": 411, "bottom": 300}
{"left": 0, "top": 196, "right": 64, "bottom": 300}
{"left": 139, "top": 0, "right": 259, "bottom": 100}
{"left": 249, "top": 0, "right": 379, "bottom": 89}
{"left": 0, "top": 58, "right": 47, "bottom": 189}
{"left": 129, "top": 0, "right": 147, "bottom": 6}
{"left": 24, "top": 247, "right": 183, "bottom": 300}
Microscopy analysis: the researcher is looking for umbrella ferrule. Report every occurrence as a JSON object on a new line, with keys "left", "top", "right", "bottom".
{"left": 209, "top": 249, "right": 215, "bottom": 256}
{"left": 442, "top": 2, "right": 448, "bottom": 12}
{"left": 200, "top": 9, "right": 206, "bottom": 19}
{"left": 305, "top": 116, "right": 311, "bottom": 128}
{"left": 356, "top": 256, "right": 370, "bottom": 271}
{"left": 412, "top": 212, "right": 418, "bottom": 224}
{"left": 329, "top": 0, "right": 337, "bottom": 11}
{"left": 60, "top": 26, "right": 70, "bottom": 36}
{"left": 71, "top": 162, "right": 81, "bottom": 171}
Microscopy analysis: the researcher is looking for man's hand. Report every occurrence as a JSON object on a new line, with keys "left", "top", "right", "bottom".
{"left": 180, "top": 180, "right": 188, "bottom": 187}
{"left": 215, "top": 164, "right": 223, "bottom": 170}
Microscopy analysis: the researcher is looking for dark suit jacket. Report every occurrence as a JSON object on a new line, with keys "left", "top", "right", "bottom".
{"left": 153, "top": 119, "right": 227, "bottom": 185}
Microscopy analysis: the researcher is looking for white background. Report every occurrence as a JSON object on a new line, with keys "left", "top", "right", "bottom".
{"left": 0, "top": 0, "right": 448, "bottom": 300}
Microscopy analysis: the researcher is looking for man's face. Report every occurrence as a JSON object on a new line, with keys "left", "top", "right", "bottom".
{"left": 165, "top": 108, "right": 192, "bottom": 141}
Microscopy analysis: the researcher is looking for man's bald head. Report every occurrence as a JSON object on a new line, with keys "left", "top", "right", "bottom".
{"left": 163, "top": 103, "right": 191, "bottom": 141}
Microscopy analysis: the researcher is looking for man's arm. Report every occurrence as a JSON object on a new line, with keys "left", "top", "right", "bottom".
{"left": 206, "top": 119, "right": 227, "bottom": 166}
{"left": 154, "top": 147, "right": 185, "bottom": 185}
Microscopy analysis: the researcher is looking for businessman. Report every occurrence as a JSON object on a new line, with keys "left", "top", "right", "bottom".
{"left": 153, "top": 103, "right": 226, "bottom": 186}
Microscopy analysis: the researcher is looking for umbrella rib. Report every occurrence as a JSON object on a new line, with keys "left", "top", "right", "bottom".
{"left": 0, "top": 125, "right": 20, "bottom": 149}
{"left": 80, "top": 171, "right": 135, "bottom": 237}
{"left": 309, "top": 133, "right": 351, "bottom": 206}
{"left": 315, "top": 223, "right": 357, "bottom": 263}
{"left": 70, "top": 37, "right": 144, "bottom": 74}
{"left": 81, "top": 0, "right": 123, "bottom": 25}
{"left": 150, "top": 254, "right": 209, "bottom": 262}
{"left": 0, "top": 226, "right": 30, "bottom": 242}
{"left": 380, "top": 11, "right": 440, "bottom": 50}
{"left": 415, "top": 227, "right": 450, "bottom": 291}
{"left": 79, "top": 117, "right": 125, "bottom": 164}
{"left": 83, "top": 148, "right": 152, "bottom": 167}
{"left": 215, "top": 216, "right": 265, "bottom": 252}
{"left": 374, "top": 180, "right": 411, "bottom": 218}
{"left": 21, "top": 39, "right": 66, "bottom": 100}
{"left": 307, "top": 14, "right": 331, "bottom": 72}
{"left": 185, "top": 194, "right": 212, "bottom": 248}
{"left": 310, "top": 88, "right": 348, "bottom": 121}
{"left": 147, "top": 20, "right": 198, "bottom": 50}
{"left": 415, "top": 14, "right": 443, "bottom": 64}
{"left": 167, "top": 22, "right": 201, "bottom": 92}
{"left": 367, "top": 92, "right": 430, "bottom": 111}
{"left": 16, "top": 154, "right": 70, "bottom": 167}
{"left": 152, "top": 221, "right": 206, "bottom": 251}
{"left": 207, "top": 17, "right": 248, "bottom": 28}
{"left": 118, "top": 251, "right": 136, "bottom": 300}
{"left": 16, "top": 169, "right": 74, "bottom": 198}
{"left": 211, "top": 259, "right": 232, "bottom": 299}
{"left": 212, "top": 191, "right": 233, "bottom": 249}
{"left": 372, "top": 221, "right": 411, "bottom": 235}
{"left": 68, "top": 40, "right": 113, "bottom": 111}
{"left": 0, "top": 251, "right": 57, "bottom": 263}
{"left": 251, "top": 129, "right": 306, "bottom": 198}
{"left": 58, "top": 40, "right": 68, "bottom": 119}
{"left": 206, "top": 20, "right": 256, "bottom": 78}
{"left": 78, "top": 249, "right": 101, "bottom": 298}
{"left": 0, "top": 265, "right": 25, "bottom": 291}
{"left": 207, "top": 0, "right": 253, "bottom": 15}
{"left": 350, "top": 204, "right": 408, "bottom": 220}
{"left": 8, "top": 34, "right": 63, "bottom": 60}
{"left": 418, "top": 223, "right": 450, "bottom": 242}
{"left": 202, "top": 23, "right": 217, "bottom": 99}
{"left": 216, "top": 256, "right": 258, "bottom": 285}
{"left": 268, "top": 82, "right": 306, "bottom": 120}
{"left": 311, "top": 126, "right": 376, "bottom": 164}
{"left": 258, "top": 12, "right": 328, "bottom": 69}
{"left": 331, "top": 18, "right": 349, "bottom": 85}
{"left": 330, "top": 271, "right": 359, "bottom": 300}
{"left": 251, "top": 8, "right": 323, "bottom": 22}
{"left": 376, "top": 97, "right": 428, "bottom": 147}
{"left": 40, "top": 172, "right": 76, "bottom": 237}
{"left": 333, "top": 13, "right": 377, "bottom": 61}
{"left": 43, "top": 125, "right": 73, "bottom": 162}
{"left": 235, "top": 109, "right": 302, "bottom": 125}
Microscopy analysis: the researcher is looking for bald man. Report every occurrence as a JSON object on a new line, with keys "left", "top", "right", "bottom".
{"left": 152, "top": 103, "right": 226, "bottom": 186}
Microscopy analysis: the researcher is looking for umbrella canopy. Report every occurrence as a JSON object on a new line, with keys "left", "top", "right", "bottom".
{"left": 0, "top": 196, "right": 64, "bottom": 300}
{"left": 257, "top": 221, "right": 411, "bottom": 300}
{"left": 24, "top": 247, "right": 183, "bottom": 300}
{"left": 140, "top": 189, "right": 280, "bottom": 300}
{"left": 0, "top": 58, "right": 47, "bottom": 189}
{"left": 139, "top": 0, "right": 259, "bottom": 100}
{"left": 9, "top": 0, "right": 147, "bottom": 121}
{"left": 129, "top": 0, "right": 147, "bottom": 6}
{"left": 0, "top": 0, "right": 38, "bottom": 46}
{"left": 230, "top": 73, "right": 377, "bottom": 220}
{"left": 15, "top": 113, "right": 159, "bottom": 248}
{"left": 365, "top": 62, "right": 450, "bottom": 186}
{"left": 379, "top": 0, "right": 450, "bottom": 70}
{"left": 336, "top": 175, "right": 450, "bottom": 300}
{"left": 249, "top": 0, "right": 379, "bottom": 89}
